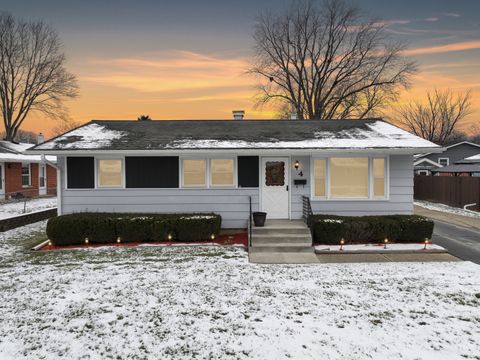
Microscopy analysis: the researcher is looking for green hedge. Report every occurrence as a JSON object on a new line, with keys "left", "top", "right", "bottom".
{"left": 46, "top": 213, "right": 222, "bottom": 246}
{"left": 311, "top": 214, "right": 434, "bottom": 244}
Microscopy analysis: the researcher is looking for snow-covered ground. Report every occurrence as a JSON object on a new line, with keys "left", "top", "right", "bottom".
{"left": 0, "top": 197, "right": 57, "bottom": 220}
{"left": 415, "top": 200, "right": 480, "bottom": 219}
{"left": 0, "top": 221, "right": 479, "bottom": 360}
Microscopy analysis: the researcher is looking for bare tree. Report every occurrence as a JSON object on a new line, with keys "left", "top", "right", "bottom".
{"left": 0, "top": 128, "right": 38, "bottom": 143}
{"left": 0, "top": 12, "right": 78, "bottom": 141}
{"left": 51, "top": 117, "right": 82, "bottom": 136}
{"left": 249, "top": 0, "right": 416, "bottom": 119}
{"left": 397, "top": 89, "right": 472, "bottom": 145}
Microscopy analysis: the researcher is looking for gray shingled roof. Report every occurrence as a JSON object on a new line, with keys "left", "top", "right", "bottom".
{"left": 432, "top": 164, "right": 480, "bottom": 173}
{"left": 29, "top": 119, "right": 441, "bottom": 152}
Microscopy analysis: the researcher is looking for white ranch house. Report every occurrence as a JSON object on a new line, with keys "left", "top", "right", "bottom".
{"left": 28, "top": 118, "right": 441, "bottom": 228}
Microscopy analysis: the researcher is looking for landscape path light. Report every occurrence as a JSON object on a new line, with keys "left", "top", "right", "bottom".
{"left": 424, "top": 238, "right": 429, "bottom": 250}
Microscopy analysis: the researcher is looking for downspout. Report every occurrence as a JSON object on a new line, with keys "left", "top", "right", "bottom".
{"left": 41, "top": 154, "right": 62, "bottom": 216}
{"left": 40, "top": 154, "right": 57, "bottom": 170}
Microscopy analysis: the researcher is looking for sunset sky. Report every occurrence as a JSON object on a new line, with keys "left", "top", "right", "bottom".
{"left": 2, "top": 0, "right": 480, "bottom": 137}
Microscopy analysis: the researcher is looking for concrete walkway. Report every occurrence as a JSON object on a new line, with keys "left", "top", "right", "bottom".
{"left": 414, "top": 205, "right": 480, "bottom": 230}
{"left": 249, "top": 249, "right": 460, "bottom": 264}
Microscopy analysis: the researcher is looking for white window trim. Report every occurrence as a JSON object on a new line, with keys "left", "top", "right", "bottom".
{"left": 96, "top": 157, "right": 125, "bottom": 189}
{"left": 438, "top": 157, "right": 449, "bottom": 166}
{"left": 417, "top": 170, "right": 429, "bottom": 176}
{"left": 21, "top": 163, "right": 31, "bottom": 188}
{"left": 209, "top": 157, "right": 237, "bottom": 188}
{"left": 310, "top": 155, "right": 389, "bottom": 201}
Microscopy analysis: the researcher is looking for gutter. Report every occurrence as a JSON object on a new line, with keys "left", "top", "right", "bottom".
{"left": 25, "top": 147, "right": 446, "bottom": 156}
{"left": 41, "top": 154, "right": 57, "bottom": 169}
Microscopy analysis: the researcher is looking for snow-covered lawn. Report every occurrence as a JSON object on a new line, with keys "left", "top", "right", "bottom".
{"left": 415, "top": 200, "right": 480, "bottom": 219}
{"left": 0, "top": 197, "right": 57, "bottom": 220}
{"left": 0, "top": 222, "right": 479, "bottom": 359}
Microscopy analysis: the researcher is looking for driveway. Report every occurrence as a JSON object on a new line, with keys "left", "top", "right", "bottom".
{"left": 415, "top": 205, "right": 480, "bottom": 264}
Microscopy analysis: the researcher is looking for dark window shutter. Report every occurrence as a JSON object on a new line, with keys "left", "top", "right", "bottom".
{"left": 126, "top": 157, "right": 179, "bottom": 188}
{"left": 67, "top": 157, "right": 94, "bottom": 189}
{"left": 238, "top": 156, "right": 259, "bottom": 188}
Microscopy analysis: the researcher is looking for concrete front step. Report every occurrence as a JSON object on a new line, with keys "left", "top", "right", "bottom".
{"left": 250, "top": 246, "right": 314, "bottom": 253}
{"left": 250, "top": 219, "right": 313, "bottom": 251}
{"left": 251, "top": 235, "right": 312, "bottom": 247}
{"left": 252, "top": 227, "right": 311, "bottom": 235}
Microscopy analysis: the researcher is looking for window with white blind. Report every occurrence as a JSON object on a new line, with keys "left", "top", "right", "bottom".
{"left": 210, "top": 159, "right": 235, "bottom": 187}
{"left": 182, "top": 159, "right": 207, "bottom": 187}
{"left": 311, "top": 157, "right": 388, "bottom": 200}
{"left": 98, "top": 159, "right": 123, "bottom": 188}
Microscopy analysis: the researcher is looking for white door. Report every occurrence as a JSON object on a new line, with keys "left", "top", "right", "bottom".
{"left": 0, "top": 163, "right": 4, "bottom": 200}
{"left": 39, "top": 164, "right": 46, "bottom": 195}
{"left": 261, "top": 157, "right": 289, "bottom": 219}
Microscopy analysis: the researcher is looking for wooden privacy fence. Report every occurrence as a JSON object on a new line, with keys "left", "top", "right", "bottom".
{"left": 414, "top": 176, "right": 480, "bottom": 211}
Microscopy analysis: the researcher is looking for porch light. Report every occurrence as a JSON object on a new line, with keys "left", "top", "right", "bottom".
{"left": 167, "top": 234, "right": 172, "bottom": 241}
{"left": 47, "top": 240, "right": 52, "bottom": 246}
{"left": 424, "top": 238, "right": 429, "bottom": 250}
{"left": 85, "top": 237, "right": 89, "bottom": 245}
{"left": 117, "top": 237, "right": 121, "bottom": 244}
{"left": 210, "top": 234, "right": 215, "bottom": 240}
{"left": 340, "top": 238, "right": 345, "bottom": 251}
{"left": 294, "top": 160, "right": 303, "bottom": 176}
{"left": 384, "top": 238, "right": 388, "bottom": 249}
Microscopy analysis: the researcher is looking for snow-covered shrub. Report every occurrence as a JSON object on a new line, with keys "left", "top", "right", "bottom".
{"left": 46, "top": 213, "right": 222, "bottom": 245}
{"left": 312, "top": 214, "right": 434, "bottom": 244}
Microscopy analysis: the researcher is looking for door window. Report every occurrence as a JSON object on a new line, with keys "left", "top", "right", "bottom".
{"left": 265, "top": 161, "right": 285, "bottom": 186}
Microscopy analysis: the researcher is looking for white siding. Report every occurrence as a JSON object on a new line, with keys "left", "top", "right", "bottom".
{"left": 309, "top": 155, "right": 413, "bottom": 215}
{"left": 57, "top": 156, "right": 258, "bottom": 229}
{"left": 58, "top": 154, "right": 414, "bottom": 228}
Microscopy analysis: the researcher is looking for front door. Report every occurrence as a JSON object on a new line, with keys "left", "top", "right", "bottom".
{"left": 39, "top": 164, "right": 46, "bottom": 195}
{"left": 0, "top": 163, "right": 4, "bottom": 200}
{"left": 261, "top": 157, "right": 289, "bottom": 219}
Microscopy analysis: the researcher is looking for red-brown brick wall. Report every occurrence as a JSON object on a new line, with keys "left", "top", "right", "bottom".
{"left": 3, "top": 162, "right": 57, "bottom": 198}
{"left": 46, "top": 164, "right": 57, "bottom": 194}
{"left": 5, "top": 162, "right": 39, "bottom": 197}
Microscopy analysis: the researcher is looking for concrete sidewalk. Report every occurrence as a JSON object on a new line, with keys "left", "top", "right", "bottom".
{"left": 249, "top": 249, "right": 460, "bottom": 264}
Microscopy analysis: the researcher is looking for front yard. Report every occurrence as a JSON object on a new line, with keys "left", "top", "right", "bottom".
{"left": 0, "top": 221, "right": 479, "bottom": 359}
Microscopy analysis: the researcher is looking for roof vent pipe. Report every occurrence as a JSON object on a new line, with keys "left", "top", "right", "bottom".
{"left": 37, "top": 132, "right": 45, "bottom": 144}
{"left": 232, "top": 110, "right": 245, "bottom": 120}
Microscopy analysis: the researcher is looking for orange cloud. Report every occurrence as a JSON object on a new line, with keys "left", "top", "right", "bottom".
{"left": 403, "top": 40, "right": 480, "bottom": 55}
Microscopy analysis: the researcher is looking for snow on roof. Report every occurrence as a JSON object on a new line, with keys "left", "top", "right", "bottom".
{"left": 464, "top": 153, "right": 480, "bottom": 162}
{"left": 29, "top": 119, "right": 441, "bottom": 152}
{"left": 433, "top": 164, "right": 480, "bottom": 173}
{"left": 0, "top": 140, "right": 56, "bottom": 163}
{"left": 34, "top": 123, "right": 126, "bottom": 150}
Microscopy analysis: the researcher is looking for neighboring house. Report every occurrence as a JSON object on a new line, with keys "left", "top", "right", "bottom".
{"left": 457, "top": 153, "right": 480, "bottom": 164}
{"left": 0, "top": 140, "right": 57, "bottom": 200}
{"left": 414, "top": 141, "right": 480, "bottom": 175}
{"left": 27, "top": 117, "right": 441, "bottom": 228}
{"left": 431, "top": 164, "right": 480, "bottom": 177}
